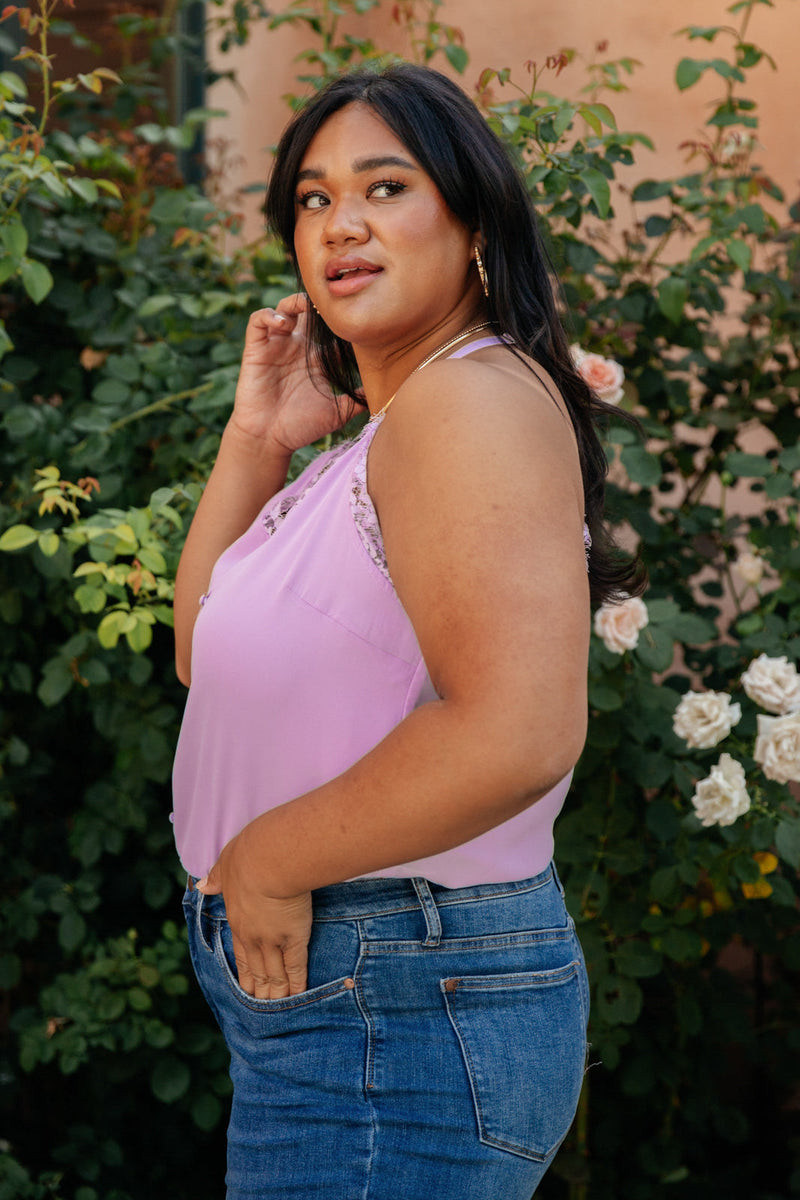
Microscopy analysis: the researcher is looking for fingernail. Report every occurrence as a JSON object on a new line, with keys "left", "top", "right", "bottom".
{"left": 273, "top": 314, "right": 288, "bottom": 324}
{"left": 195, "top": 875, "right": 208, "bottom": 890}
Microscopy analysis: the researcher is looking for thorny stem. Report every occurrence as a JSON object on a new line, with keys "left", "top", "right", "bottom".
{"left": 36, "top": 0, "right": 51, "bottom": 137}
{"left": 70, "top": 383, "right": 213, "bottom": 456}
{"left": 580, "top": 773, "right": 615, "bottom": 916}
{"left": 105, "top": 382, "right": 213, "bottom": 432}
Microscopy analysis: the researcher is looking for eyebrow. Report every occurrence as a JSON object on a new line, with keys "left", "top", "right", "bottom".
{"left": 295, "top": 155, "right": 419, "bottom": 184}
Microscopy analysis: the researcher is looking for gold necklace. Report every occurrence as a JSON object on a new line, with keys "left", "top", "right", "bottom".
{"left": 368, "top": 322, "right": 493, "bottom": 422}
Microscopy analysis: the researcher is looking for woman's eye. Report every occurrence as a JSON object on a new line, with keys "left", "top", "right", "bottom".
{"left": 368, "top": 180, "right": 406, "bottom": 199}
{"left": 296, "top": 191, "right": 328, "bottom": 210}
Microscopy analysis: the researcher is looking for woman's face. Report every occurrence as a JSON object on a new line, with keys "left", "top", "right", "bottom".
{"left": 292, "top": 102, "right": 479, "bottom": 352}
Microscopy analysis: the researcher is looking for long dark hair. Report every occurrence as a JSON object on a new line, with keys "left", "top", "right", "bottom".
{"left": 265, "top": 63, "right": 644, "bottom": 604}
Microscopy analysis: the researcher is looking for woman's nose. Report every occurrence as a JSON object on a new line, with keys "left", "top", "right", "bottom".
{"left": 322, "top": 199, "right": 368, "bottom": 245}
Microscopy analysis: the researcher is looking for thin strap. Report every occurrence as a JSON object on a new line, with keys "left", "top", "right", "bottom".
{"left": 446, "top": 334, "right": 510, "bottom": 358}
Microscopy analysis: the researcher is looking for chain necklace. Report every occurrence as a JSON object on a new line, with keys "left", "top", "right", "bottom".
{"left": 368, "top": 322, "right": 493, "bottom": 423}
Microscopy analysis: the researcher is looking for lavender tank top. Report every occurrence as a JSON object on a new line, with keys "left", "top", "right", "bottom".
{"left": 171, "top": 339, "right": 574, "bottom": 883}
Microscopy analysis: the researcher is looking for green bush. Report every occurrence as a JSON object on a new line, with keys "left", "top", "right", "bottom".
{"left": 1, "top": 0, "right": 798, "bottom": 1196}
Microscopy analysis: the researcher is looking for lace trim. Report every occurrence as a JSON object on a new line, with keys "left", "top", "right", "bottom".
{"left": 350, "top": 418, "right": 392, "bottom": 584}
{"left": 262, "top": 439, "right": 352, "bottom": 542}
{"left": 351, "top": 416, "right": 592, "bottom": 582}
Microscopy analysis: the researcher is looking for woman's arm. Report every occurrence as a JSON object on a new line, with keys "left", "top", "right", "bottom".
{"left": 197, "top": 356, "right": 591, "bottom": 998}
{"left": 174, "top": 296, "right": 346, "bottom": 685}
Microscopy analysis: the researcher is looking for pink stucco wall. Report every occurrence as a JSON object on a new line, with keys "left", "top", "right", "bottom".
{"left": 207, "top": 0, "right": 799, "bottom": 240}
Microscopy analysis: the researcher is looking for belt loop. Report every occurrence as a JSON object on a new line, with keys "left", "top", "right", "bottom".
{"left": 191, "top": 878, "right": 212, "bottom": 952}
{"left": 412, "top": 877, "right": 442, "bottom": 947}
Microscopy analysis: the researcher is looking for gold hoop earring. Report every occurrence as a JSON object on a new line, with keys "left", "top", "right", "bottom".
{"left": 474, "top": 246, "right": 489, "bottom": 299}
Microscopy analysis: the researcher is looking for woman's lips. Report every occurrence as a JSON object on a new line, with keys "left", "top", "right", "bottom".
{"left": 325, "top": 264, "right": 383, "bottom": 297}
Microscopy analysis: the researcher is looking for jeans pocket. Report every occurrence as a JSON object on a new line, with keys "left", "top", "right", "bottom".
{"left": 441, "top": 961, "right": 587, "bottom": 1162}
{"left": 212, "top": 920, "right": 355, "bottom": 1018}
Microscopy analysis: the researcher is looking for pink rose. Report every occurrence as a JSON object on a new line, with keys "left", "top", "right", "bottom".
{"left": 575, "top": 352, "right": 625, "bottom": 404}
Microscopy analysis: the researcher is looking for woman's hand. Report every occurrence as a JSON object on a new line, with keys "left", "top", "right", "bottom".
{"left": 231, "top": 294, "right": 353, "bottom": 456}
{"left": 195, "top": 829, "right": 312, "bottom": 999}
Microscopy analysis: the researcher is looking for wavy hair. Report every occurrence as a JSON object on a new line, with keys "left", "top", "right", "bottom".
{"left": 264, "top": 63, "right": 645, "bottom": 604}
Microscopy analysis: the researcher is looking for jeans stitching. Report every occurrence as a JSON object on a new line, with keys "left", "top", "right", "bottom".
{"left": 312, "top": 867, "right": 556, "bottom": 922}
{"left": 361, "top": 928, "right": 574, "bottom": 956}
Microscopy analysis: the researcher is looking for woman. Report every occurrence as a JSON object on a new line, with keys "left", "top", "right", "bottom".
{"left": 173, "top": 63, "right": 639, "bottom": 1199}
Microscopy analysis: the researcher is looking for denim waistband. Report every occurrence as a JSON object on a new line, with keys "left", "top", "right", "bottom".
{"left": 184, "top": 863, "right": 564, "bottom": 950}
{"left": 186, "top": 864, "right": 559, "bottom": 920}
{"left": 306, "top": 863, "right": 559, "bottom": 921}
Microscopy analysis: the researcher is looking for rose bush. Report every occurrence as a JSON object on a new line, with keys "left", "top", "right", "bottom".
{"left": 0, "top": 0, "right": 798, "bottom": 1197}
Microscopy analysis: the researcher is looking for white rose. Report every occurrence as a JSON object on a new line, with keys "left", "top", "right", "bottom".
{"left": 691, "top": 753, "right": 751, "bottom": 827}
{"left": 720, "top": 131, "right": 759, "bottom": 161}
{"left": 734, "top": 550, "right": 765, "bottom": 587}
{"left": 673, "top": 690, "right": 742, "bottom": 749}
{"left": 593, "top": 595, "right": 649, "bottom": 654}
{"left": 741, "top": 654, "right": 800, "bottom": 715}
{"left": 576, "top": 352, "right": 625, "bottom": 404}
{"left": 754, "top": 712, "right": 800, "bottom": 784}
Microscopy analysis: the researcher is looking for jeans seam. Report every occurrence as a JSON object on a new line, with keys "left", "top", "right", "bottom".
{"left": 361, "top": 929, "right": 575, "bottom": 955}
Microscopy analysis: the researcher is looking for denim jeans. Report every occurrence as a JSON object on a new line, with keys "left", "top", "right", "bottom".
{"left": 183, "top": 863, "right": 589, "bottom": 1199}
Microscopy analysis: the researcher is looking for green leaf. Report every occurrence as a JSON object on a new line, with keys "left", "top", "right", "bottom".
{"left": 727, "top": 239, "right": 751, "bottom": 271}
{"left": 588, "top": 683, "right": 624, "bottom": 712}
{"left": 191, "top": 1092, "right": 223, "bottom": 1131}
{"left": 764, "top": 473, "right": 793, "bottom": 499}
{"left": 634, "top": 624, "right": 674, "bottom": 671}
{"left": 58, "top": 909, "right": 87, "bottom": 953}
{"left": 178, "top": 296, "right": 205, "bottom": 319}
{"left": 582, "top": 103, "right": 617, "bottom": 132}
{"left": 139, "top": 294, "right": 177, "bottom": 318}
{"left": 38, "top": 661, "right": 73, "bottom": 706}
{"left": 0, "top": 219, "right": 28, "bottom": 259}
{"left": 444, "top": 43, "right": 468, "bottom": 74}
{"left": 672, "top": 613, "right": 716, "bottom": 644}
{"left": 776, "top": 819, "right": 800, "bottom": 869}
{"left": 582, "top": 169, "right": 611, "bottom": 219}
{"left": 37, "top": 530, "right": 60, "bottom": 557}
{"left": 676, "top": 58, "right": 707, "bottom": 90}
{"left": 151, "top": 1056, "right": 191, "bottom": 1104}
{"left": 0, "top": 524, "right": 39, "bottom": 551}
{"left": 632, "top": 179, "right": 673, "bottom": 202}
{"left": 657, "top": 276, "right": 688, "bottom": 324}
{"left": 620, "top": 444, "right": 661, "bottom": 486}
{"left": 97, "top": 610, "right": 127, "bottom": 649}
{"left": 138, "top": 545, "right": 167, "bottom": 574}
{"left": 67, "top": 177, "right": 99, "bottom": 204}
{"left": 738, "top": 203, "right": 767, "bottom": 234}
{"left": 596, "top": 975, "right": 643, "bottom": 1025}
{"left": 75, "top": 583, "right": 108, "bottom": 613}
{"left": 19, "top": 259, "right": 54, "bottom": 304}
{"left": 125, "top": 619, "right": 153, "bottom": 653}
{"left": 645, "top": 598, "right": 680, "bottom": 625}
{"left": 724, "top": 451, "right": 773, "bottom": 476}
{"left": 552, "top": 103, "right": 577, "bottom": 140}
{"left": 660, "top": 927, "right": 704, "bottom": 963}
{"left": 615, "top": 941, "right": 662, "bottom": 979}
{"left": 708, "top": 58, "right": 745, "bottom": 83}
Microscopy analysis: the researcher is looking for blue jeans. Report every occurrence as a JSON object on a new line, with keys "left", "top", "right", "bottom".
{"left": 183, "top": 863, "right": 589, "bottom": 1199}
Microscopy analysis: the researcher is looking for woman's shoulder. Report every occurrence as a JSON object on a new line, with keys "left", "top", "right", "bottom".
{"left": 373, "top": 346, "right": 576, "bottom": 469}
